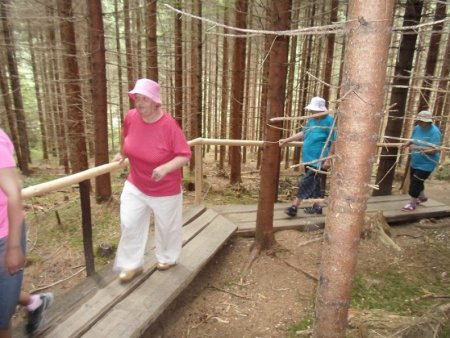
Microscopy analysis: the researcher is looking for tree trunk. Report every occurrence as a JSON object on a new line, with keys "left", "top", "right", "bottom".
{"left": 114, "top": 0, "right": 125, "bottom": 126}
{"left": 86, "top": 0, "right": 112, "bottom": 202}
{"left": 219, "top": 6, "right": 230, "bottom": 172}
{"left": 57, "top": 0, "right": 88, "bottom": 173}
{"left": 174, "top": 1, "right": 183, "bottom": 128}
{"left": 146, "top": 0, "right": 158, "bottom": 81}
{"left": 188, "top": 0, "right": 201, "bottom": 173}
{"left": 27, "top": 21, "right": 49, "bottom": 161}
{"left": 254, "top": 0, "right": 291, "bottom": 250}
{"left": 434, "top": 33, "right": 450, "bottom": 133}
{"left": 124, "top": 0, "right": 133, "bottom": 103}
{"left": 417, "top": 1, "right": 446, "bottom": 111}
{"left": 322, "top": 0, "right": 338, "bottom": 100}
{"left": 1, "top": 0, "right": 30, "bottom": 174}
{"left": 313, "top": 1, "right": 395, "bottom": 337}
{"left": 229, "top": 0, "right": 248, "bottom": 185}
{"left": 374, "top": 0, "right": 423, "bottom": 196}
{"left": 0, "top": 60, "right": 21, "bottom": 166}
{"left": 47, "top": 4, "right": 69, "bottom": 172}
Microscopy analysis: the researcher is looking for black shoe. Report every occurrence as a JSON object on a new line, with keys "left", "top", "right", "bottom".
{"left": 285, "top": 205, "right": 298, "bottom": 217}
{"left": 26, "top": 292, "right": 54, "bottom": 335}
{"left": 304, "top": 205, "right": 323, "bottom": 215}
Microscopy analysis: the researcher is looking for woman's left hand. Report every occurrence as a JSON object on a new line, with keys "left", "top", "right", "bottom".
{"left": 5, "top": 246, "right": 25, "bottom": 275}
{"left": 151, "top": 166, "right": 168, "bottom": 182}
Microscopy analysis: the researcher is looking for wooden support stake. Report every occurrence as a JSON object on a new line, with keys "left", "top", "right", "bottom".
{"left": 79, "top": 180, "right": 95, "bottom": 276}
{"left": 194, "top": 144, "right": 203, "bottom": 204}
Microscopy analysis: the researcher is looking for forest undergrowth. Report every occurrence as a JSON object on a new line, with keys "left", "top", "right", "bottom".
{"left": 13, "top": 155, "right": 450, "bottom": 337}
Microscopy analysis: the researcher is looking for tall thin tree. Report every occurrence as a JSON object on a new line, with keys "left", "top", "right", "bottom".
{"left": 86, "top": 0, "right": 112, "bottom": 202}
{"left": 374, "top": 0, "right": 423, "bottom": 196}
{"left": 229, "top": 0, "right": 248, "bottom": 185}
{"left": 417, "top": 1, "right": 446, "bottom": 111}
{"left": 174, "top": 0, "right": 183, "bottom": 127}
{"left": 146, "top": 0, "right": 158, "bottom": 81}
{"left": 1, "top": 0, "right": 30, "bottom": 174}
{"left": 254, "top": 0, "right": 291, "bottom": 250}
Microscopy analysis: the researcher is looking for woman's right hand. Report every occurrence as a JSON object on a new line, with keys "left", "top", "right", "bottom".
{"left": 112, "top": 153, "right": 125, "bottom": 163}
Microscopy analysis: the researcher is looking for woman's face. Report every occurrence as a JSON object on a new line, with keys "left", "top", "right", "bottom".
{"left": 134, "top": 94, "right": 157, "bottom": 116}
{"left": 417, "top": 121, "right": 431, "bottom": 129}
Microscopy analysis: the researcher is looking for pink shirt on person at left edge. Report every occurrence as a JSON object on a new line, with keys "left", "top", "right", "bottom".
{"left": 123, "top": 110, "right": 192, "bottom": 197}
{"left": 0, "top": 128, "right": 22, "bottom": 239}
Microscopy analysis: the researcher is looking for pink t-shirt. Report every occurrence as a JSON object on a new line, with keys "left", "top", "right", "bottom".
{"left": 123, "top": 110, "right": 192, "bottom": 196}
{"left": 0, "top": 128, "right": 17, "bottom": 239}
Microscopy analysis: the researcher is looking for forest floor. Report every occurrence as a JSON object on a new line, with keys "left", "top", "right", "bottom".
{"left": 12, "top": 157, "right": 450, "bottom": 337}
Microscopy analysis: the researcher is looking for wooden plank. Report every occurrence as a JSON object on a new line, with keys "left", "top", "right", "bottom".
{"left": 236, "top": 216, "right": 326, "bottom": 236}
{"left": 181, "top": 204, "right": 207, "bottom": 226}
{"left": 82, "top": 215, "right": 237, "bottom": 338}
{"left": 384, "top": 205, "right": 450, "bottom": 223}
{"left": 231, "top": 198, "right": 450, "bottom": 236}
{"left": 40, "top": 208, "right": 219, "bottom": 338}
{"left": 213, "top": 195, "right": 413, "bottom": 216}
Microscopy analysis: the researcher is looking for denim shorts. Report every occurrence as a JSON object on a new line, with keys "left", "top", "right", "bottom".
{"left": 297, "top": 167, "right": 322, "bottom": 200}
{"left": 0, "top": 222, "right": 26, "bottom": 329}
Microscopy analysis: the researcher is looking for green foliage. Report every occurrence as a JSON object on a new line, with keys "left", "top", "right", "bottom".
{"left": 351, "top": 268, "right": 443, "bottom": 315}
{"left": 288, "top": 314, "right": 314, "bottom": 337}
{"left": 440, "top": 322, "right": 450, "bottom": 337}
{"left": 434, "top": 162, "right": 450, "bottom": 181}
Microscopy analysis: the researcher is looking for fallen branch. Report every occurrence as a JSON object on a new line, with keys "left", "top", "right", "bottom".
{"left": 239, "top": 244, "right": 260, "bottom": 285}
{"left": 278, "top": 257, "right": 318, "bottom": 282}
{"left": 298, "top": 237, "right": 323, "bottom": 247}
{"left": 420, "top": 293, "right": 450, "bottom": 300}
{"left": 30, "top": 266, "right": 86, "bottom": 293}
{"left": 209, "top": 286, "right": 252, "bottom": 300}
{"left": 414, "top": 223, "right": 450, "bottom": 229}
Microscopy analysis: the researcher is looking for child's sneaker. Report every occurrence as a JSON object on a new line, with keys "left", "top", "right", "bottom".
{"left": 304, "top": 204, "right": 323, "bottom": 215}
{"left": 26, "top": 292, "right": 54, "bottom": 335}
{"left": 401, "top": 203, "right": 416, "bottom": 212}
{"left": 285, "top": 205, "right": 298, "bottom": 217}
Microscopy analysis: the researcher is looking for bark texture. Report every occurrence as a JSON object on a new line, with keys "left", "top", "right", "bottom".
{"left": 313, "top": 1, "right": 395, "bottom": 337}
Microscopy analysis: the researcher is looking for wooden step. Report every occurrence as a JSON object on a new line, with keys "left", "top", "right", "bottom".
{"left": 40, "top": 206, "right": 221, "bottom": 338}
{"left": 81, "top": 214, "right": 237, "bottom": 338}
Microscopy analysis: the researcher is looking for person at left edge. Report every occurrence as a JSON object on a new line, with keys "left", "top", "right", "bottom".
{"left": 112, "top": 78, "right": 192, "bottom": 283}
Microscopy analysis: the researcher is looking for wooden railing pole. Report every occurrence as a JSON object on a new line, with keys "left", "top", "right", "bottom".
{"left": 194, "top": 144, "right": 203, "bottom": 204}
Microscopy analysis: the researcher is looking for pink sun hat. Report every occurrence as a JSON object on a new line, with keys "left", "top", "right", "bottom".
{"left": 128, "top": 78, "right": 161, "bottom": 105}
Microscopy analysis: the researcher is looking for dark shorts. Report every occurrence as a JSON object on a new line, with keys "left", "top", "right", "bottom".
{"left": 296, "top": 167, "right": 322, "bottom": 200}
{"left": 409, "top": 168, "right": 432, "bottom": 198}
{"left": 0, "top": 222, "right": 26, "bottom": 329}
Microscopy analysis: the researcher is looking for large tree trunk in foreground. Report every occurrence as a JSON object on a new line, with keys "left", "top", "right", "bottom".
{"left": 313, "top": 1, "right": 395, "bottom": 337}
{"left": 254, "top": 0, "right": 291, "bottom": 250}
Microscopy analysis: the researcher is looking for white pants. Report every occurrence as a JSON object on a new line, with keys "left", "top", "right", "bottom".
{"left": 114, "top": 180, "right": 183, "bottom": 271}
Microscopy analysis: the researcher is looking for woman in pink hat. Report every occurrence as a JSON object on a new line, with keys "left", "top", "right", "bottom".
{"left": 112, "top": 79, "right": 191, "bottom": 283}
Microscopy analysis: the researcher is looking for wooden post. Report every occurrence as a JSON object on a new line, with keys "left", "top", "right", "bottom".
{"left": 194, "top": 144, "right": 203, "bottom": 204}
{"left": 79, "top": 180, "right": 95, "bottom": 276}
